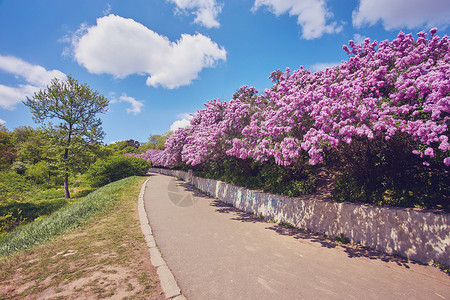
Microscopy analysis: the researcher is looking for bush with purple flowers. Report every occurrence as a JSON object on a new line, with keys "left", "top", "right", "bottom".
{"left": 132, "top": 28, "right": 449, "bottom": 209}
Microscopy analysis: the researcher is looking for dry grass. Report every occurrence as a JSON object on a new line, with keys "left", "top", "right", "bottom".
{"left": 0, "top": 176, "right": 164, "bottom": 299}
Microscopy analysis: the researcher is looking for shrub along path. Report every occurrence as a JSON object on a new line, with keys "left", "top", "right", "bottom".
{"left": 144, "top": 172, "right": 450, "bottom": 300}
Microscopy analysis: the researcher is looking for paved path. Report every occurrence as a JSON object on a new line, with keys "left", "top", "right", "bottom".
{"left": 144, "top": 173, "right": 450, "bottom": 300}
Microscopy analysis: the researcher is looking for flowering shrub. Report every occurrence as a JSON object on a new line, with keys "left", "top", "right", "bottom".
{"left": 131, "top": 28, "right": 449, "bottom": 209}
{"left": 230, "top": 28, "right": 449, "bottom": 167}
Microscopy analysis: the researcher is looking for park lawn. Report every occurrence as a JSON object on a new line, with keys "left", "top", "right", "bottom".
{"left": 0, "top": 176, "right": 164, "bottom": 299}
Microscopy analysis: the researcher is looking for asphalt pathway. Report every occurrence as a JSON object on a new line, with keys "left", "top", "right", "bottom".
{"left": 144, "top": 172, "right": 450, "bottom": 300}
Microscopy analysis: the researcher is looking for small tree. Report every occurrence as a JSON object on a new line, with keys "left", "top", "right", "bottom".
{"left": 24, "top": 75, "right": 108, "bottom": 198}
{"left": 140, "top": 131, "right": 173, "bottom": 152}
{"left": 13, "top": 126, "right": 50, "bottom": 164}
{"left": 0, "top": 125, "right": 17, "bottom": 168}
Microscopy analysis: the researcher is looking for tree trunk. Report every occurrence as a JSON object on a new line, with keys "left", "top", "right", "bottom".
{"left": 64, "top": 146, "right": 70, "bottom": 198}
{"left": 64, "top": 125, "right": 72, "bottom": 199}
{"left": 64, "top": 169, "right": 70, "bottom": 198}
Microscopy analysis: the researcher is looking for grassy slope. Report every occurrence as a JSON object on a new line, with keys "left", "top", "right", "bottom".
{"left": 0, "top": 176, "right": 164, "bottom": 299}
{"left": 0, "top": 170, "right": 96, "bottom": 233}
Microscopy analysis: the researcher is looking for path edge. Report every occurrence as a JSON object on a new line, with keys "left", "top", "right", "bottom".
{"left": 138, "top": 177, "right": 186, "bottom": 300}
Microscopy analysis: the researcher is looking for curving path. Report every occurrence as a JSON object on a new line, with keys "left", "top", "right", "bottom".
{"left": 143, "top": 172, "right": 450, "bottom": 300}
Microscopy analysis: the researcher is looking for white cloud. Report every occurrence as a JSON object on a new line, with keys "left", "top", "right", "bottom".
{"left": 0, "top": 55, "right": 66, "bottom": 109}
{"left": 309, "top": 61, "right": 340, "bottom": 72}
{"left": 60, "top": 23, "right": 89, "bottom": 58}
{"left": 119, "top": 94, "right": 144, "bottom": 115}
{"left": 252, "top": 0, "right": 343, "bottom": 39}
{"left": 169, "top": 112, "right": 193, "bottom": 131}
{"left": 0, "top": 118, "right": 5, "bottom": 125}
{"left": 109, "top": 92, "right": 144, "bottom": 115}
{"left": 70, "top": 14, "right": 226, "bottom": 89}
{"left": 353, "top": 0, "right": 450, "bottom": 30}
{"left": 353, "top": 33, "right": 367, "bottom": 45}
{"left": 169, "top": 0, "right": 223, "bottom": 28}
{"left": 0, "top": 55, "right": 65, "bottom": 87}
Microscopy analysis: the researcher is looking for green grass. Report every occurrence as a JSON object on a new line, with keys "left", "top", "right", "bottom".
{"left": 279, "top": 221, "right": 294, "bottom": 228}
{"left": 0, "top": 175, "right": 164, "bottom": 299}
{"left": 335, "top": 233, "right": 350, "bottom": 244}
{"left": 431, "top": 260, "right": 450, "bottom": 275}
{"left": 0, "top": 176, "right": 142, "bottom": 257}
{"left": 0, "top": 170, "right": 97, "bottom": 233}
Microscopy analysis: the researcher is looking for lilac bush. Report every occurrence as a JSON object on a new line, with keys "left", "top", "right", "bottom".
{"left": 229, "top": 28, "right": 449, "bottom": 167}
{"left": 131, "top": 28, "right": 449, "bottom": 207}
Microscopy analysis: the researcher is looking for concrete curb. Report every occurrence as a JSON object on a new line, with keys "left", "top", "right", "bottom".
{"left": 138, "top": 178, "right": 186, "bottom": 300}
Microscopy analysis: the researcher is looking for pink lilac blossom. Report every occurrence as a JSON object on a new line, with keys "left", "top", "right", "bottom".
{"left": 130, "top": 28, "right": 449, "bottom": 168}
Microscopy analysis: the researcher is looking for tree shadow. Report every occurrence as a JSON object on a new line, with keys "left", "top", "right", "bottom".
{"left": 172, "top": 179, "right": 208, "bottom": 198}
{"left": 210, "top": 200, "right": 266, "bottom": 223}
{"left": 210, "top": 199, "right": 418, "bottom": 270}
{"left": 0, "top": 199, "right": 69, "bottom": 232}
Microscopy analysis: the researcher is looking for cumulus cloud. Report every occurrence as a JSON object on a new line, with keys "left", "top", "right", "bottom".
{"left": 0, "top": 55, "right": 65, "bottom": 109}
{"left": 69, "top": 14, "right": 226, "bottom": 89}
{"left": 353, "top": 0, "right": 450, "bottom": 30}
{"left": 0, "top": 118, "right": 5, "bottom": 125}
{"left": 169, "top": 0, "right": 223, "bottom": 28}
{"left": 0, "top": 55, "right": 65, "bottom": 87}
{"left": 170, "top": 112, "right": 193, "bottom": 131}
{"left": 252, "top": 0, "right": 343, "bottom": 39}
{"left": 119, "top": 94, "right": 144, "bottom": 115}
{"left": 109, "top": 93, "right": 144, "bottom": 115}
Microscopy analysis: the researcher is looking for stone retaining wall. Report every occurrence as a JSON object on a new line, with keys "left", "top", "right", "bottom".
{"left": 149, "top": 168, "right": 450, "bottom": 265}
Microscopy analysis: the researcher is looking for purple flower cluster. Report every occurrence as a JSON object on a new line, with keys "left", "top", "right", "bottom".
{"left": 136, "top": 28, "right": 450, "bottom": 169}
{"left": 125, "top": 149, "right": 165, "bottom": 166}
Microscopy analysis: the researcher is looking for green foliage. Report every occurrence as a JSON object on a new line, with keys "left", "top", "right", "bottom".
{"left": 335, "top": 233, "right": 350, "bottom": 244}
{"left": 0, "top": 169, "right": 69, "bottom": 233}
{"left": 0, "top": 209, "right": 26, "bottom": 233}
{"left": 0, "top": 170, "right": 36, "bottom": 203}
{"left": 0, "top": 199, "right": 67, "bottom": 234}
{"left": 12, "top": 126, "right": 50, "bottom": 164}
{"left": 23, "top": 75, "right": 109, "bottom": 198}
{"left": 25, "top": 161, "right": 51, "bottom": 184}
{"left": 10, "top": 161, "right": 27, "bottom": 175}
{"left": 85, "top": 155, "right": 150, "bottom": 187}
{"left": 0, "top": 125, "right": 16, "bottom": 168}
{"left": 279, "top": 221, "right": 294, "bottom": 228}
{"left": 196, "top": 156, "right": 316, "bottom": 197}
{"left": 332, "top": 134, "right": 450, "bottom": 210}
{"left": 431, "top": 260, "right": 450, "bottom": 275}
{"left": 139, "top": 131, "right": 172, "bottom": 153}
{"left": 120, "top": 146, "right": 140, "bottom": 154}
{"left": 0, "top": 176, "right": 142, "bottom": 256}
{"left": 44, "top": 132, "right": 101, "bottom": 175}
{"left": 104, "top": 140, "right": 142, "bottom": 155}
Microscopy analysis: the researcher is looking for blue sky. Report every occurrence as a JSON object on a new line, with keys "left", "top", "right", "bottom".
{"left": 1, "top": 0, "right": 449, "bottom": 144}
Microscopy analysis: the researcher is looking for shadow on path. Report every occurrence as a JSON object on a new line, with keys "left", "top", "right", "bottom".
{"left": 209, "top": 197, "right": 418, "bottom": 270}
{"left": 163, "top": 177, "right": 430, "bottom": 272}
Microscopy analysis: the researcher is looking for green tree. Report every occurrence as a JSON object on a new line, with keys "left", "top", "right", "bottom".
{"left": 104, "top": 140, "right": 141, "bottom": 155}
{"left": 24, "top": 75, "right": 108, "bottom": 198}
{"left": 0, "top": 125, "right": 16, "bottom": 168}
{"left": 140, "top": 131, "right": 172, "bottom": 152}
{"left": 13, "top": 126, "right": 50, "bottom": 164}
